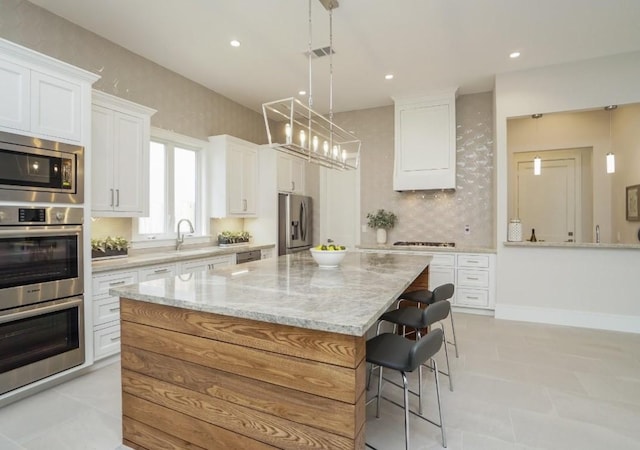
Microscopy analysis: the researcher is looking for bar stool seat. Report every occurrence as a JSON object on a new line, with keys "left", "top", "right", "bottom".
{"left": 366, "top": 328, "right": 447, "bottom": 449}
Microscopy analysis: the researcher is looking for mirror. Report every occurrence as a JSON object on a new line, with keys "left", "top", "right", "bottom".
{"left": 507, "top": 103, "right": 640, "bottom": 244}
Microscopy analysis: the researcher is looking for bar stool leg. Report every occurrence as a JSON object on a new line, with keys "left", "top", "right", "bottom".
{"left": 441, "top": 325, "right": 454, "bottom": 392}
{"left": 449, "top": 313, "right": 459, "bottom": 358}
{"left": 418, "top": 364, "right": 424, "bottom": 415}
{"left": 376, "top": 366, "right": 384, "bottom": 418}
{"left": 432, "top": 359, "right": 447, "bottom": 448}
{"left": 402, "top": 372, "right": 410, "bottom": 450}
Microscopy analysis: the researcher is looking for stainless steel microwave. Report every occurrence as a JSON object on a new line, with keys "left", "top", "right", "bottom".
{"left": 0, "top": 130, "right": 83, "bottom": 203}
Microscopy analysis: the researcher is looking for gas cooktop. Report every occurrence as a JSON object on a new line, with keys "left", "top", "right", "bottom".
{"left": 393, "top": 241, "right": 456, "bottom": 247}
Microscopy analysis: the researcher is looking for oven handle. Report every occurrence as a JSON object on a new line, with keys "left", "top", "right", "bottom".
{"left": 0, "top": 296, "right": 83, "bottom": 324}
{"left": 0, "top": 225, "right": 82, "bottom": 238}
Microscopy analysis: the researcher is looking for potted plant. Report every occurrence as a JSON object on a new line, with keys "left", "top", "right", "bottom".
{"left": 366, "top": 209, "right": 397, "bottom": 244}
{"left": 218, "top": 231, "right": 251, "bottom": 246}
{"left": 91, "top": 236, "right": 129, "bottom": 259}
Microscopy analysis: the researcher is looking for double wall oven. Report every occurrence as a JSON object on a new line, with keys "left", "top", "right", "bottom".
{"left": 0, "top": 205, "right": 85, "bottom": 394}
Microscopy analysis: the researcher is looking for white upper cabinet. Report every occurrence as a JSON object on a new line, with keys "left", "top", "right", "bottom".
{"left": 277, "top": 153, "right": 305, "bottom": 194}
{"left": 0, "top": 38, "right": 99, "bottom": 143}
{"left": 208, "top": 135, "right": 259, "bottom": 217}
{"left": 393, "top": 89, "right": 457, "bottom": 190}
{"left": 91, "top": 90, "right": 156, "bottom": 216}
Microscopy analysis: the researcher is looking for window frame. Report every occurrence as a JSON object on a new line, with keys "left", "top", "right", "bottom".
{"left": 132, "top": 128, "right": 208, "bottom": 248}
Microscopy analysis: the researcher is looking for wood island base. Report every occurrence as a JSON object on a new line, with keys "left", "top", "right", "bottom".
{"left": 120, "top": 298, "right": 366, "bottom": 449}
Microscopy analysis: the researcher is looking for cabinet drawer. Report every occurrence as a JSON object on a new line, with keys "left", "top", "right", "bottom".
{"left": 457, "top": 254, "right": 489, "bottom": 268}
{"left": 457, "top": 269, "right": 489, "bottom": 288}
{"left": 93, "top": 324, "right": 121, "bottom": 360}
{"left": 139, "top": 264, "right": 176, "bottom": 281}
{"left": 92, "top": 271, "right": 138, "bottom": 297}
{"left": 93, "top": 296, "right": 120, "bottom": 326}
{"left": 430, "top": 254, "right": 455, "bottom": 267}
{"left": 456, "top": 289, "right": 489, "bottom": 308}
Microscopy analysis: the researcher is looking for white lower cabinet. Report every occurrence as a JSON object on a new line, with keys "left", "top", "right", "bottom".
{"left": 261, "top": 248, "right": 274, "bottom": 259}
{"left": 454, "top": 254, "right": 494, "bottom": 309}
{"left": 91, "top": 270, "right": 138, "bottom": 361}
{"left": 139, "top": 263, "right": 177, "bottom": 281}
{"left": 179, "top": 254, "right": 236, "bottom": 274}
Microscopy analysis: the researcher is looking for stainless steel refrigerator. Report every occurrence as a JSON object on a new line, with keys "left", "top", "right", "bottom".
{"left": 278, "top": 193, "right": 312, "bottom": 255}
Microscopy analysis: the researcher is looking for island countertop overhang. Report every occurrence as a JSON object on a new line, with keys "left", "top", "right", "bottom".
{"left": 110, "top": 251, "right": 432, "bottom": 336}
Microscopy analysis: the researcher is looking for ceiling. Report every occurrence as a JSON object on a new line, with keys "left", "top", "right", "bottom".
{"left": 28, "top": 0, "right": 640, "bottom": 114}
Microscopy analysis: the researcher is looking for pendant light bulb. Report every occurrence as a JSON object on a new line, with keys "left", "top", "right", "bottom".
{"left": 323, "top": 140, "right": 329, "bottom": 155}
{"left": 606, "top": 152, "right": 615, "bottom": 174}
{"left": 312, "top": 135, "right": 318, "bottom": 152}
{"left": 533, "top": 156, "right": 541, "bottom": 176}
{"left": 299, "top": 130, "right": 306, "bottom": 148}
{"left": 285, "top": 123, "right": 292, "bottom": 144}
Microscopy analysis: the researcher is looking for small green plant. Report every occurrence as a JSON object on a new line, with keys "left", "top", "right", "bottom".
{"left": 366, "top": 209, "right": 397, "bottom": 230}
{"left": 218, "top": 231, "right": 251, "bottom": 244}
{"left": 91, "top": 236, "right": 129, "bottom": 253}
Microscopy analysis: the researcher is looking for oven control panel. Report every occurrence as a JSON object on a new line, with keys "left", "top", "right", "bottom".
{"left": 19, "top": 208, "right": 46, "bottom": 223}
{"left": 0, "top": 206, "right": 83, "bottom": 225}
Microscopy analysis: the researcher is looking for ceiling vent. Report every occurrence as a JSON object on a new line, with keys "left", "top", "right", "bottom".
{"left": 306, "top": 46, "right": 335, "bottom": 59}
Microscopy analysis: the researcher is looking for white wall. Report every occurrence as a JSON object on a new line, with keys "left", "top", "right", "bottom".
{"left": 495, "top": 51, "right": 640, "bottom": 333}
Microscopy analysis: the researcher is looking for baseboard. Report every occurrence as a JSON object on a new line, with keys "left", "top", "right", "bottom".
{"left": 495, "top": 304, "right": 640, "bottom": 334}
{"left": 452, "top": 306, "right": 494, "bottom": 316}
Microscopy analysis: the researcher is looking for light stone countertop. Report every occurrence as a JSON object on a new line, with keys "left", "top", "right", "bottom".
{"left": 503, "top": 241, "right": 640, "bottom": 250}
{"left": 92, "top": 243, "right": 275, "bottom": 273}
{"left": 357, "top": 244, "right": 496, "bottom": 254}
{"left": 110, "top": 251, "right": 432, "bottom": 336}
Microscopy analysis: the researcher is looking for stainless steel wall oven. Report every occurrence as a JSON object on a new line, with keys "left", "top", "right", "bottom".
{"left": 0, "top": 130, "right": 84, "bottom": 204}
{"left": 0, "top": 206, "right": 84, "bottom": 395}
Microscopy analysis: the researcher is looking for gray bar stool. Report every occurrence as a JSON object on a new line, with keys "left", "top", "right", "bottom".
{"left": 398, "top": 283, "right": 459, "bottom": 357}
{"left": 377, "top": 299, "right": 454, "bottom": 392}
{"left": 366, "top": 328, "right": 446, "bottom": 449}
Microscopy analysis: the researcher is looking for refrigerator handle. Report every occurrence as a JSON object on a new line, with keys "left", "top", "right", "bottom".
{"left": 300, "top": 201, "right": 307, "bottom": 241}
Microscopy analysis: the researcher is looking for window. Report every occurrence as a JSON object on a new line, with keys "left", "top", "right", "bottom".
{"left": 134, "top": 129, "right": 207, "bottom": 243}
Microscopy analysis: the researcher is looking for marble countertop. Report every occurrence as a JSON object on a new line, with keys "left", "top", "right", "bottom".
{"left": 503, "top": 241, "right": 640, "bottom": 250}
{"left": 92, "top": 243, "right": 275, "bottom": 273}
{"left": 357, "top": 244, "right": 496, "bottom": 254}
{"left": 110, "top": 251, "right": 432, "bottom": 336}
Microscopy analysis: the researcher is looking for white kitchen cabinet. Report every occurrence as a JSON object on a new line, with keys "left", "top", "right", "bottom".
{"left": 208, "top": 135, "right": 259, "bottom": 217}
{"left": 427, "top": 253, "right": 456, "bottom": 293}
{"left": 179, "top": 254, "right": 236, "bottom": 274}
{"left": 91, "top": 269, "right": 138, "bottom": 361}
{"left": 0, "top": 38, "right": 98, "bottom": 142}
{"left": 139, "top": 263, "right": 177, "bottom": 281}
{"left": 91, "top": 90, "right": 155, "bottom": 216}
{"left": 454, "top": 253, "right": 495, "bottom": 309}
{"left": 393, "top": 89, "right": 457, "bottom": 191}
{"left": 261, "top": 248, "right": 274, "bottom": 259}
{"left": 277, "top": 153, "right": 305, "bottom": 194}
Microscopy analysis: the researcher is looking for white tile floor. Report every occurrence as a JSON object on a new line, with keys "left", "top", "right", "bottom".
{"left": 1, "top": 313, "right": 640, "bottom": 449}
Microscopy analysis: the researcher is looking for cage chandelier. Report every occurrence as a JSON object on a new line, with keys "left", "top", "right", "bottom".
{"left": 262, "top": 0, "right": 361, "bottom": 170}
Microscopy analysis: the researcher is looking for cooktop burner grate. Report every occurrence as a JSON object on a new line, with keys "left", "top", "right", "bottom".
{"left": 393, "top": 241, "right": 456, "bottom": 247}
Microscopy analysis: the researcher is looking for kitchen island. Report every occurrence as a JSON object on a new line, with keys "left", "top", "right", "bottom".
{"left": 110, "top": 251, "right": 431, "bottom": 450}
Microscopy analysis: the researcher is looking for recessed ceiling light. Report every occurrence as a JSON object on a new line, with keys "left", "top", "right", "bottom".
{"left": 385, "top": 74, "right": 394, "bottom": 80}
{"left": 298, "top": 90, "right": 307, "bottom": 96}
{"left": 230, "top": 40, "right": 241, "bottom": 48}
{"left": 509, "top": 51, "right": 521, "bottom": 59}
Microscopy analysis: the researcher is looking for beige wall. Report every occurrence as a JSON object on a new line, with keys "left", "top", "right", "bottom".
{"left": 335, "top": 92, "right": 495, "bottom": 248}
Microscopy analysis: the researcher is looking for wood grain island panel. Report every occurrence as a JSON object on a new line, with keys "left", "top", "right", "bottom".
{"left": 113, "top": 251, "right": 431, "bottom": 449}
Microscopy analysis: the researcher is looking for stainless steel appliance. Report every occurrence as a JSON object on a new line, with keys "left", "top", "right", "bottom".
{"left": 278, "top": 193, "right": 312, "bottom": 255}
{"left": 0, "top": 130, "right": 84, "bottom": 203}
{"left": 236, "top": 250, "right": 261, "bottom": 264}
{"left": 0, "top": 206, "right": 84, "bottom": 395}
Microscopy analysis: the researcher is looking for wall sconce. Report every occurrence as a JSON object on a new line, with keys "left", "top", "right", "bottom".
{"left": 533, "top": 156, "right": 541, "bottom": 176}
{"left": 606, "top": 152, "right": 615, "bottom": 174}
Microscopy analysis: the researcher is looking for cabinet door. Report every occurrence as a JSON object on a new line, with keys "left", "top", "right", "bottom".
{"left": 277, "top": 153, "right": 293, "bottom": 192}
{"left": 91, "top": 105, "right": 115, "bottom": 213}
{"left": 139, "top": 264, "right": 176, "bottom": 281}
{"left": 227, "top": 144, "right": 246, "bottom": 214}
{"left": 30, "top": 71, "right": 81, "bottom": 142}
{"left": 113, "top": 111, "right": 147, "bottom": 214}
{"left": 242, "top": 146, "right": 258, "bottom": 213}
{"left": 429, "top": 266, "right": 455, "bottom": 291}
{"left": 0, "top": 59, "right": 30, "bottom": 131}
{"left": 290, "top": 157, "right": 305, "bottom": 194}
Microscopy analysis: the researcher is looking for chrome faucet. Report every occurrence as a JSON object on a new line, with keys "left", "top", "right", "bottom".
{"left": 596, "top": 224, "right": 600, "bottom": 244}
{"left": 176, "top": 218, "right": 195, "bottom": 250}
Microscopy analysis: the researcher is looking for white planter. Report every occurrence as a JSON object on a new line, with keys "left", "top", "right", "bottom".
{"left": 376, "top": 228, "right": 387, "bottom": 244}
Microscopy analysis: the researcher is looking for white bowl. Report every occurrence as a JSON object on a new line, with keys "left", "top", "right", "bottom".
{"left": 309, "top": 248, "right": 347, "bottom": 268}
